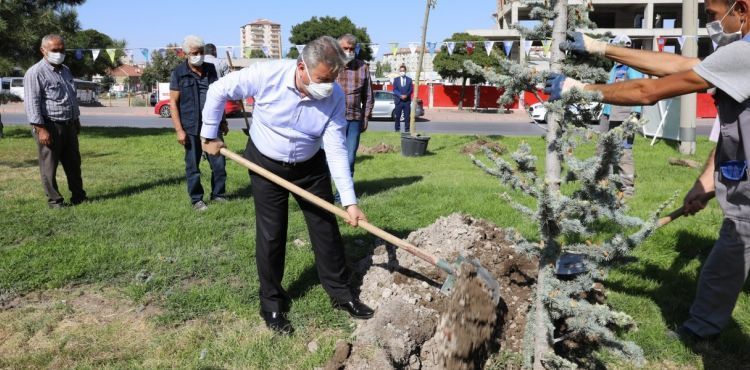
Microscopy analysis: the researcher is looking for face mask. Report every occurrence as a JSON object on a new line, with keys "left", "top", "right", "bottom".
{"left": 399, "top": 71, "right": 406, "bottom": 77}
{"left": 707, "top": 2, "right": 745, "bottom": 47}
{"left": 302, "top": 59, "right": 334, "bottom": 100}
{"left": 344, "top": 51, "right": 355, "bottom": 62}
{"left": 188, "top": 54, "right": 204, "bottom": 66}
{"left": 46, "top": 51, "right": 65, "bottom": 65}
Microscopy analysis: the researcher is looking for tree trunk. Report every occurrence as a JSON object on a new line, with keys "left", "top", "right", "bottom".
{"left": 409, "top": 0, "right": 433, "bottom": 137}
{"left": 458, "top": 76, "right": 467, "bottom": 110}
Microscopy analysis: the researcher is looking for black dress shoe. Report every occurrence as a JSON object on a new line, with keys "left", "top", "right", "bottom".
{"left": 260, "top": 310, "right": 293, "bottom": 335}
{"left": 333, "top": 299, "right": 374, "bottom": 319}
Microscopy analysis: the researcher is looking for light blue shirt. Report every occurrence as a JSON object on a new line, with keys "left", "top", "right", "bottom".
{"left": 201, "top": 60, "right": 356, "bottom": 206}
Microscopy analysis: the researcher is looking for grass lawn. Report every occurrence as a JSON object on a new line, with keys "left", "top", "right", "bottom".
{"left": 0, "top": 125, "right": 748, "bottom": 369}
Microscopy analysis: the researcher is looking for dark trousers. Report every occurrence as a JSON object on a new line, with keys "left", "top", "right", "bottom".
{"left": 244, "top": 138, "right": 353, "bottom": 313}
{"left": 394, "top": 100, "right": 411, "bottom": 132}
{"left": 32, "top": 120, "right": 85, "bottom": 205}
{"left": 184, "top": 133, "right": 226, "bottom": 204}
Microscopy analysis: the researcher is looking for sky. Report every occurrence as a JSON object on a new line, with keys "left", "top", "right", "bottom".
{"left": 75, "top": 0, "right": 498, "bottom": 60}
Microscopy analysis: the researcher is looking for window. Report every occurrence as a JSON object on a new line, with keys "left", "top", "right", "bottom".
{"left": 10, "top": 78, "right": 23, "bottom": 87}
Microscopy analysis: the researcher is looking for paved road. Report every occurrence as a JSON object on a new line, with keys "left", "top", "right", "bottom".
{"left": 2, "top": 112, "right": 715, "bottom": 137}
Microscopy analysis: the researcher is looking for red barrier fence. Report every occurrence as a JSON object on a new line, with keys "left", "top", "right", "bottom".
{"left": 372, "top": 83, "right": 717, "bottom": 117}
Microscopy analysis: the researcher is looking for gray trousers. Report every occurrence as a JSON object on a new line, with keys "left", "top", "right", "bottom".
{"left": 600, "top": 115, "right": 635, "bottom": 192}
{"left": 684, "top": 218, "right": 750, "bottom": 337}
{"left": 32, "top": 120, "right": 86, "bottom": 205}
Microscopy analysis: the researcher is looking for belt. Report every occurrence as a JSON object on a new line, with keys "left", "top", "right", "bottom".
{"left": 44, "top": 118, "right": 78, "bottom": 125}
{"left": 261, "top": 151, "right": 321, "bottom": 168}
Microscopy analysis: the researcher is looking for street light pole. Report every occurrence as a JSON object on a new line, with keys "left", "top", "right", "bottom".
{"left": 679, "top": 0, "right": 698, "bottom": 155}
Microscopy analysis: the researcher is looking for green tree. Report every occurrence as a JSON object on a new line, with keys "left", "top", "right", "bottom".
{"left": 286, "top": 16, "right": 373, "bottom": 60}
{"left": 375, "top": 61, "right": 391, "bottom": 78}
{"left": 244, "top": 49, "right": 267, "bottom": 59}
{"left": 66, "top": 29, "right": 125, "bottom": 79}
{"left": 140, "top": 48, "right": 183, "bottom": 92}
{"left": 99, "top": 75, "right": 115, "bottom": 92}
{"left": 432, "top": 32, "right": 500, "bottom": 109}
{"left": 0, "top": 0, "right": 86, "bottom": 75}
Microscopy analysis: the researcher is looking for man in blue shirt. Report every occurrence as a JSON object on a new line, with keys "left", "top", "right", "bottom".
{"left": 200, "top": 36, "right": 373, "bottom": 335}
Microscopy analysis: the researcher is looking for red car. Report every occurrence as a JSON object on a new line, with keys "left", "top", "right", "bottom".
{"left": 154, "top": 99, "right": 243, "bottom": 118}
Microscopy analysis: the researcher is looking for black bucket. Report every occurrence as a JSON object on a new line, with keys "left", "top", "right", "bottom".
{"left": 400, "top": 134, "right": 430, "bottom": 157}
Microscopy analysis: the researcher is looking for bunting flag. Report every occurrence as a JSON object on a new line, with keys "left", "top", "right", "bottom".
{"left": 656, "top": 36, "right": 666, "bottom": 52}
{"left": 465, "top": 41, "right": 474, "bottom": 55}
{"left": 541, "top": 40, "right": 552, "bottom": 56}
{"left": 261, "top": 45, "right": 270, "bottom": 57}
{"left": 446, "top": 41, "right": 455, "bottom": 55}
{"left": 677, "top": 35, "right": 686, "bottom": 49}
{"left": 354, "top": 43, "right": 361, "bottom": 56}
{"left": 370, "top": 43, "right": 380, "bottom": 56}
{"left": 92, "top": 49, "right": 100, "bottom": 61}
{"left": 408, "top": 42, "right": 418, "bottom": 55}
{"left": 502, "top": 41, "right": 513, "bottom": 57}
{"left": 105, "top": 48, "right": 116, "bottom": 63}
{"left": 74, "top": 49, "right": 84, "bottom": 60}
{"left": 389, "top": 42, "right": 398, "bottom": 55}
{"left": 141, "top": 48, "right": 149, "bottom": 60}
{"left": 427, "top": 41, "right": 437, "bottom": 55}
{"left": 523, "top": 40, "right": 533, "bottom": 56}
{"left": 484, "top": 41, "right": 495, "bottom": 56}
{"left": 295, "top": 44, "right": 305, "bottom": 55}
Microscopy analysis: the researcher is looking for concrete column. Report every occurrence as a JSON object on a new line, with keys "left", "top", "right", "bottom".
{"left": 645, "top": 2, "right": 654, "bottom": 29}
{"left": 512, "top": 2, "right": 519, "bottom": 24}
{"left": 680, "top": 0, "right": 698, "bottom": 155}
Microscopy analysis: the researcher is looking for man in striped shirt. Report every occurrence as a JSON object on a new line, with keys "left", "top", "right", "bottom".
{"left": 336, "top": 34, "right": 374, "bottom": 178}
{"left": 24, "top": 34, "right": 86, "bottom": 208}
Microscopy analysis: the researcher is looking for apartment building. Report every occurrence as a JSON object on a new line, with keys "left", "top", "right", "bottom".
{"left": 380, "top": 47, "right": 440, "bottom": 80}
{"left": 240, "top": 19, "right": 282, "bottom": 59}
{"left": 469, "top": 0, "right": 713, "bottom": 67}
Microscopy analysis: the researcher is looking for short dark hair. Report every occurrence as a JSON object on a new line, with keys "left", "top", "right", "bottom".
{"left": 399, "top": 64, "right": 407, "bottom": 71}
{"left": 205, "top": 43, "right": 217, "bottom": 57}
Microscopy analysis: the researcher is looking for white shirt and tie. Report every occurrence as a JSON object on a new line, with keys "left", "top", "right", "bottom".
{"left": 200, "top": 60, "right": 357, "bottom": 206}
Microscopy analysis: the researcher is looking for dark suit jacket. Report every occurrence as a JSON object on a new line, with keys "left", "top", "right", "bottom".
{"left": 392, "top": 75, "right": 413, "bottom": 103}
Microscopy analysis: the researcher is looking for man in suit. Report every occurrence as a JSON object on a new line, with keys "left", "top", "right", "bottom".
{"left": 392, "top": 64, "right": 413, "bottom": 132}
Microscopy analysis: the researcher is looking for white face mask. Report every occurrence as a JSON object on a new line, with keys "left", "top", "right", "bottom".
{"left": 707, "top": 2, "right": 745, "bottom": 47}
{"left": 46, "top": 51, "right": 65, "bottom": 65}
{"left": 344, "top": 51, "right": 355, "bottom": 63}
{"left": 188, "top": 54, "right": 204, "bottom": 66}
{"left": 301, "top": 59, "right": 334, "bottom": 100}
{"left": 399, "top": 71, "right": 406, "bottom": 77}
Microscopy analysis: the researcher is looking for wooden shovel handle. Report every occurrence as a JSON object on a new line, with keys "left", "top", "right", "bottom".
{"left": 220, "top": 148, "right": 440, "bottom": 267}
{"left": 657, "top": 191, "right": 715, "bottom": 227}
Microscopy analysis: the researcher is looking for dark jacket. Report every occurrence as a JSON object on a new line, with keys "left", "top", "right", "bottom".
{"left": 169, "top": 61, "right": 218, "bottom": 135}
{"left": 392, "top": 75, "right": 413, "bottom": 103}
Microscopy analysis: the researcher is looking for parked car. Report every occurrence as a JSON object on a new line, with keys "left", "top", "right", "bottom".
{"left": 527, "top": 101, "right": 602, "bottom": 124}
{"left": 370, "top": 90, "right": 424, "bottom": 120}
{"left": 154, "top": 99, "right": 243, "bottom": 118}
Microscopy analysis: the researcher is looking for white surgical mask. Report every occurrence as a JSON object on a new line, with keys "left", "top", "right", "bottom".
{"left": 707, "top": 2, "right": 745, "bottom": 48}
{"left": 188, "top": 54, "right": 204, "bottom": 66}
{"left": 344, "top": 51, "right": 355, "bottom": 63}
{"left": 399, "top": 71, "right": 406, "bottom": 77}
{"left": 301, "top": 59, "right": 334, "bottom": 100}
{"left": 46, "top": 51, "right": 65, "bottom": 65}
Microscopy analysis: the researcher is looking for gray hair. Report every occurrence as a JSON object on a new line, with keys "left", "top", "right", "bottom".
{"left": 182, "top": 35, "right": 205, "bottom": 53}
{"left": 338, "top": 34, "right": 357, "bottom": 45}
{"left": 298, "top": 36, "right": 346, "bottom": 75}
{"left": 41, "top": 34, "right": 64, "bottom": 49}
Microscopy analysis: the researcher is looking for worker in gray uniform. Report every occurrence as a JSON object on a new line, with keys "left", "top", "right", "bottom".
{"left": 547, "top": 0, "right": 750, "bottom": 341}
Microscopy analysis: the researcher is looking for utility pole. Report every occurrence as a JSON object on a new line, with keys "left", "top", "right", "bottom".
{"left": 679, "top": 0, "right": 698, "bottom": 155}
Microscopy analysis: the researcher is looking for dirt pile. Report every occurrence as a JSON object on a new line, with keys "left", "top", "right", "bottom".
{"left": 460, "top": 139, "right": 507, "bottom": 155}
{"left": 334, "top": 213, "right": 538, "bottom": 369}
{"left": 358, "top": 142, "right": 397, "bottom": 154}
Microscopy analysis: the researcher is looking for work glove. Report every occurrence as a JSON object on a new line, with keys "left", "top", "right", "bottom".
{"left": 559, "top": 31, "right": 607, "bottom": 57}
{"left": 543, "top": 73, "right": 588, "bottom": 101}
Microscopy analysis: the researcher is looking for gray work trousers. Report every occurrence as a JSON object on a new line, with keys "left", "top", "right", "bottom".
{"left": 600, "top": 114, "right": 635, "bottom": 192}
{"left": 683, "top": 218, "right": 750, "bottom": 337}
{"left": 32, "top": 120, "right": 86, "bottom": 206}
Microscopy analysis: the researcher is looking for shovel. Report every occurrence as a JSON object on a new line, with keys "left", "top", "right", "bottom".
{"left": 657, "top": 191, "right": 715, "bottom": 227}
{"left": 220, "top": 147, "right": 503, "bottom": 303}
{"left": 224, "top": 51, "right": 251, "bottom": 136}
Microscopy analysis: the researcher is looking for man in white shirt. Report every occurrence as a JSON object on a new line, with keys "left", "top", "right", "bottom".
{"left": 200, "top": 36, "right": 373, "bottom": 335}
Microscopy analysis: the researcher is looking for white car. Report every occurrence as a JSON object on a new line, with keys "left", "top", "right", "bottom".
{"left": 527, "top": 101, "right": 602, "bottom": 124}
{"left": 371, "top": 90, "right": 424, "bottom": 120}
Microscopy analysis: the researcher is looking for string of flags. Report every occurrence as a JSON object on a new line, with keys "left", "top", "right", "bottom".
{"left": 63, "top": 34, "right": 718, "bottom": 65}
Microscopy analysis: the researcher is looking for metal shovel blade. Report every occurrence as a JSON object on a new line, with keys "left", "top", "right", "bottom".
{"left": 439, "top": 255, "right": 502, "bottom": 304}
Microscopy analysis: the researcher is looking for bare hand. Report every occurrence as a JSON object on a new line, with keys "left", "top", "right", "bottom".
{"left": 35, "top": 125, "right": 52, "bottom": 146}
{"left": 401, "top": 95, "right": 407, "bottom": 100}
{"left": 361, "top": 120, "right": 368, "bottom": 132}
{"left": 176, "top": 130, "right": 187, "bottom": 145}
{"left": 683, "top": 180, "right": 715, "bottom": 216}
{"left": 345, "top": 204, "right": 367, "bottom": 227}
{"left": 201, "top": 139, "right": 226, "bottom": 156}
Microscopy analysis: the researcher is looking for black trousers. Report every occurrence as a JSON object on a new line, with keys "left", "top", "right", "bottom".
{"left": 32, "top": 120, "right": 86, "bottom": 205}
{"left": 244, "top": 138, "right": 353, "bottom": 313}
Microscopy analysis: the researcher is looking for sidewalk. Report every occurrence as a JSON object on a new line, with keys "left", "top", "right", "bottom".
{"left": 1, "top": 101, "right": 155, "bottom": 117}
{"left": 423, "top": 108, "right": 531, "bottom": 123}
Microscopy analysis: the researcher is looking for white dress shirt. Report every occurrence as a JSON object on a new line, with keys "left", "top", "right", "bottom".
{"left": 201, "top": 60, "right": 357, "bottom": 206}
